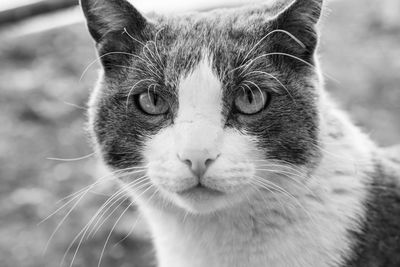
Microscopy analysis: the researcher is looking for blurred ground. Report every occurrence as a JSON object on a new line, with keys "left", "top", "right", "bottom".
{"left": 0, "top": 0, "right": 399, "bottom": 267}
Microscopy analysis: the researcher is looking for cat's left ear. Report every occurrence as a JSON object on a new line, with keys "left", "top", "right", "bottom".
{"left": 272, "top": 0, "right": 323, "bottom": 62}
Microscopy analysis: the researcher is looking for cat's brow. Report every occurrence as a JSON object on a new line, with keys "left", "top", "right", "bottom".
{"left": 228, "top": 69, "right": 288, "bottom": 96}
{"left": 122, "top": 80, "right": 177, "bottom": 102}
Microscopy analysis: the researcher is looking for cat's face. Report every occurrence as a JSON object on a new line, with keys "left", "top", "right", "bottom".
{"left": 82, "top": 0, "right": 322, "bottom": 214}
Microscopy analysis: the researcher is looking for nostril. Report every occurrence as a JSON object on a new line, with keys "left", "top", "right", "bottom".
{"left": 205, "top": 158, "right": 214, "bottom": 167}
{"left": 205, "top": 153, "right": 220, "bottom": 167}
{"left": 177, "top": 154, "right": 192, "bottom": 167}
{"left": 183, "top": 159, "right": 192, "bottom": 168}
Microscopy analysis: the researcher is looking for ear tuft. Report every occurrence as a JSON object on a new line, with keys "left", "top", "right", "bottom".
{"left": 80, "top": 0, "right": 147, "bottom": 43}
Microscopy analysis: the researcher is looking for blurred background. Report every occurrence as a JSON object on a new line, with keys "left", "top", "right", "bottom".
{"left": 0, "top": 0, "right": 399, "bottom": 266}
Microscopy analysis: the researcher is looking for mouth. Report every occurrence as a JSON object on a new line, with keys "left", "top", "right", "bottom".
{"left": 176, "top": 184, "right": 225, "bottom": 198}
{"left": 165, "top": 183, "right": 239, "bottom": 214}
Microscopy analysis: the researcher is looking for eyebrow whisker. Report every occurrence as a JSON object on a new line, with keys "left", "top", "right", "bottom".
{"left": 244, "top": 70, "right": 296, "bottom": 103}
{"left": 242, "top": 29, "right": 306, "bottom": 65}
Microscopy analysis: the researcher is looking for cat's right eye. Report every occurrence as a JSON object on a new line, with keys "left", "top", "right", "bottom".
{"left": 137, "top": 91, "right": 169, "bottom": 115}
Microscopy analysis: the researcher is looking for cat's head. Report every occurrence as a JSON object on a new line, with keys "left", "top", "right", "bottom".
{"left": 81, "top": 0, "right": 323, "bottom": 214}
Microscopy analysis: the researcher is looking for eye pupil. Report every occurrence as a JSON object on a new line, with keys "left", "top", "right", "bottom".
{"left": 247, "top": 90, "right": 253, "bottom": 104}
{"left": 153, "top": 93, "right": 159, "bottom": 106}
{"left": 137, "top": 91, "right": 168, "bottom": 115}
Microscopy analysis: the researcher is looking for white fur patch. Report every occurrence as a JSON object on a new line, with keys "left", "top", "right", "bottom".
{"left": 176, "top": 57, "right": 222, "bottom": 124}
{"left": 174, "top": 56, "right": 224, "bottom": 162}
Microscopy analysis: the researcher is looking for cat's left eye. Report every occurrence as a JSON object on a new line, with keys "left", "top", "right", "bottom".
{"left": 234, "top": 88, "right": 269, "bottom": 115}
{"left": 137, "top": 91, "right": 169, "bottom": 115}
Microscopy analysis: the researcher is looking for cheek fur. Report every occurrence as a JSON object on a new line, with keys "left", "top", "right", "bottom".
{"left": 202, "top": 129, "right": 261, "bottom": 192}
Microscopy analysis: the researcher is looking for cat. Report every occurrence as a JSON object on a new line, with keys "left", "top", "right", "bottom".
{"left": 80, "top": 0, "right": 400, "bottom": 266}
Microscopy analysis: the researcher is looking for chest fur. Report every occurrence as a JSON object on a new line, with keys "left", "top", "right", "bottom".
{"left": 141, "top": 175, "right": 367, "bottom": 267}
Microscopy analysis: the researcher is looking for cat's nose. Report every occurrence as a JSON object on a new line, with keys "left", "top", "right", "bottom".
{"left": 178, "top": 150, "right": 220, "bottom": 178}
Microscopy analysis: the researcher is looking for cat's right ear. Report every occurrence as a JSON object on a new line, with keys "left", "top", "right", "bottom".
{"left": 80, "top": 0, "right": 152, "bottom": 71}
{"left": 80, "top": 0, "right": 148, "bottom": 44}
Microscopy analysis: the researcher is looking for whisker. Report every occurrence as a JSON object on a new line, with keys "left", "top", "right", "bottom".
{"left": 242, "top": 29, "right": 306, "bottom": 65}
{"left": 243, "top": 80, "right": 265, "bottom": 106}
{"left": 123, "top": 27, "right": 163, "bottom": 75}
{"left": 311, "top": 142, "right": 359, "bottom": 163}
{"left": 112, "top": 208, "right": 142, "bottom": 247}
{"left": 63, "top": 178, "right": 150, "bottom": 267}
{"left": 61, "top": 100, "right": 87, "bottom": 111}
{"left": 44, "top": 188, "right": 88, "bottom": 256}
{"left": 241, "top": 52, "right": 315, "bottom": 76}
{"left": 142, "top": 49, "right": 162, "bottom": 77}
{"left": 79, "top": 51, "right": 157, "bottom": 82}
{"left": 256, "top": 165, "right": 305, "bottom": 178}
{"left": 147, "top": 83, "right": 158, "bottom": 103}
{"left": 255, "top": 168, "right": 316, "bottom": 197}
{"left": 125, "top": 78, "right": 156, "bottom": 112}
{"left": 254, "top": 176, "right": 317, "bottom": 226}
{"left": 241, "top": 82, "right": 256, "bottom": 104}
{"left": 141, "top": 56, "right": 163, "bottom": 78}
{"left": 88, "top": 177, "right": 150, "bottom": 238}
{"left": 249, "top": 181, "right": 289, "bottom": 217}
{"left": 97, "top": 203, "right": 133, "bottom": 267}
{"left": 97, "top": 183, "right": 154, "bottom": 267}
{"left": 108, "top": 64, "right": 142, "bottom": 72}
{"left": 87, "top": 176, "right": 149, "bottom": 233}
{"left": 43, "top": 170, "right": 145, "bottom": 255}
{"left": 113, "top": 187, "right": 160, "bottom": 246}
{"left": 90, "top": 196, "right": 128, "bottom": 239}
{"left": 47, "top": 152, "right": 96, "bottom": 162}
{"left": 253, "top": 161, "right": 305, "bottom": 176}
{"left": 55, "top": 167, "right": 146, "bottom": 206}
{"left": 123, "top": 27, "right": 146, "bottom": 47}
{"left": 243, "top": 70, "right": 295, "bottom": 102}
{"left": 151, "top": 27, "right": 165, "bottom": 67}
